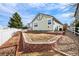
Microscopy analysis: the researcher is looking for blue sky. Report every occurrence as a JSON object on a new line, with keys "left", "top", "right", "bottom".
{"left": 0, "top": 3, "right": 76, "bottom": 27}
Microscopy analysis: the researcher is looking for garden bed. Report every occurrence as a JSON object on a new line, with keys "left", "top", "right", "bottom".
{"left": 24, "top": 33, "right": 57, "bottom": 42}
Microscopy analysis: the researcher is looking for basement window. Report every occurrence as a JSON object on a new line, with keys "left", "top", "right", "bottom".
{"left": 48, "top": 20, "right": 51, "bottom": 24}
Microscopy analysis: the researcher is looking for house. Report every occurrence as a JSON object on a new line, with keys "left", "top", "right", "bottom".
{"left": 69, "top": 4, "right": 79, "bottom": 34}
{"left": 29, "top": 13, "right": 63, "bottom": 31}
{"left": 74, "top": 3, "right": 79, "bottom": 23}
{"left": 74, "top": 4, "right": 79, "bottom": 33}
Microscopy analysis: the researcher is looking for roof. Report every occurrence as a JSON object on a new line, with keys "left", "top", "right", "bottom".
{"left": 30, "top": 13, "right": 63, "bottom": 25}
{"left": 53, "top": 17, "right": 63, "bottom": 25}
{"left": 74, "top": 3, "right": 79, "bottom": 17}
{"left": 0, "top": 31, "right": 21, "bottom": 49}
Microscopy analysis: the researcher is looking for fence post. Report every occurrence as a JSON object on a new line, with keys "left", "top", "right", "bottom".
{"left": 73, "top": 23, "right": 75, "bottom": 35}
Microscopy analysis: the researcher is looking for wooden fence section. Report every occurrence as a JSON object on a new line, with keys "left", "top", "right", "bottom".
{"left": 68, "top": 27, "right": 79, "bottom": 35}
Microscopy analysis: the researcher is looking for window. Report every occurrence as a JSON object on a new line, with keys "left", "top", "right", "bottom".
{"left": 48, "top": 20, "right": 51, "bottom": 24}
{"left": 34, "top": 23, "right": 38, "bottom": 27}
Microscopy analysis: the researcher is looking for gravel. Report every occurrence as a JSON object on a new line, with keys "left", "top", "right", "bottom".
{"left": 57, "top": 31, "right": 78, "bottom": 56}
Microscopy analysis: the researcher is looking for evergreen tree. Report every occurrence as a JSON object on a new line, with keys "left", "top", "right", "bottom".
{"left": 8, "top": 12, "right": 23, "bottom": 28}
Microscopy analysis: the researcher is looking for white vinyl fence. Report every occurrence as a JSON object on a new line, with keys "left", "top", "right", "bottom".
{"left": 0, "top": 28, "right": 21, "bottom": 46}
{"left": 68, "top": 27, "right": 79, "bottom": 35}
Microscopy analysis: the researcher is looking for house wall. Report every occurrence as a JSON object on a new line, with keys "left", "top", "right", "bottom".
{"left": 32, "top": 14, "right": 53, "bottom": 31}
{"left": 53, "top": 20, "right": 63, "bottom": 31}
{"left": 30, "top": 14, "right": 63, "bottom": 31}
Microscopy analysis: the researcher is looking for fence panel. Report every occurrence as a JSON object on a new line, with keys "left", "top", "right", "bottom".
{"left": 68, "top": 27, "right": 79, "bottom": 35}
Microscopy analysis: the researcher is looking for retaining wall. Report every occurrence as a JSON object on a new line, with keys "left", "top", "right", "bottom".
{"left": 0, "top": 31, "right": 62, "bottom": 56}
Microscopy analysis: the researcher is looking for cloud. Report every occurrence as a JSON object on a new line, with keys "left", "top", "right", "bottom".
{"left": 0, "top": 3, "right": 76, "bottom": 26}
{"left": 26, "top": 3, "right": 73, "bottom": 11}
{"left": 55, "top": 12, "right": 74, "bottom": 21}
{"left": 21, "top": 14, "right": 35, "bottom": 25}
{"left": 54, "top": 12, "right": 75, "bottom": 25}
{"left": 60, "top": 12, "right": 74, "bottom": 18}
{"left": 0, "top": 4, "right": 17, "bottom": 14}
{"left": 0, "top": 25, "right": 3, "bottom": 28}
{"left": 27, "top": 3, "right": 46, "bottom": 9}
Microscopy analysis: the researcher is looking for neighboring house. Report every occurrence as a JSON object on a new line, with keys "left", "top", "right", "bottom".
{"left": 29, "top": 13, "right": 63, "bottom": 31}
{"left": 74, "top": 4, "right": 79, "bottom": 33}
{"left": 69, "top": 4, "right": 79, "bottom": 28}
{"left": 69, "top": 4, "right": 79, "bottom": 33}
{"left": 74, "top": 3, "right": 79, "bottom": 24}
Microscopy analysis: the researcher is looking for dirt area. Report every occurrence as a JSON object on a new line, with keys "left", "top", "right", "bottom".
{"left": 57, "top": 31, "right": 79, "bottom": 56}
{"left": 25, "top": 33, "right": 57, "bottom": 42}
{"left": 22, "top": 32, "right": 79, "bottom": 56}
{"left": 21, "top": 32, "right": 64, "bottom": 56}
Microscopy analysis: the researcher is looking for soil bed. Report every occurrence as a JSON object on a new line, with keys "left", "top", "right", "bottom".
{"left": 25, "top": 33, "right": 57, "bottom": 42}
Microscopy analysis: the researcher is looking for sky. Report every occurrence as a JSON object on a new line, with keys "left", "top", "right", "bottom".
{"left": 0, "top": 3, "right": 76, "bottom": 27}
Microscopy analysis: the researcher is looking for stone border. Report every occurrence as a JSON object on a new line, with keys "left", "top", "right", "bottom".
{"left": 22, "top": 32, "right": 62, "bottom": 44}
{"left": 24, "top": 30, "right": 65, "bottom": 35}
{"left": 21, "top": 32, "right": 70, "bottom": 56}
{"left": 0, "top": 31, "right": 70, "bottom": 56}
{"left": 52, "top": 48, "right": 71, "bottom": 56}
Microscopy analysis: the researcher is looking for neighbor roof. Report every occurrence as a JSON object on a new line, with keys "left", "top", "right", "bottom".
{"left": 30, "top": 13, "right": 63, "bottom": 25}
